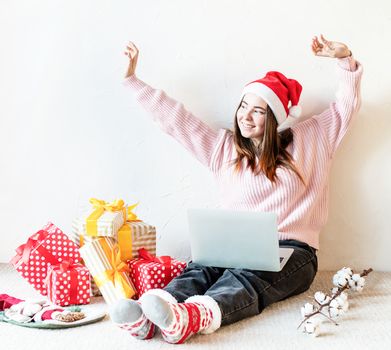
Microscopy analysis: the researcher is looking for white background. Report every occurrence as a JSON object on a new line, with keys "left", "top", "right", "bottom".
{"left": 1, "top": 0, "right": 390, "bottom": 270}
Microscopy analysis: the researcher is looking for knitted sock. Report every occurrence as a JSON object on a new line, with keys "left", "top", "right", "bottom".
{"left": 109, "top": 299, "right": 155, "bottom": 340}
{"left": 109, "top": 290, "right": 178, "bottom": 340}
{"left": 141, "top": 294, "right": 221, "bottom": 344}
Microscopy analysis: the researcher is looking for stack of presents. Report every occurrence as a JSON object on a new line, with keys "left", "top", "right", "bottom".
{"left": 10, "top": 198, "right": 187, "bottom": 307}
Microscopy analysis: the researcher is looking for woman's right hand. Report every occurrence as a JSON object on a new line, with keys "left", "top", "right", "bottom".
{"left": 311, "top": 35, "right": 351, "bottom": 59}
{"left": 124, "top": 41, "right": 139, "bottom": 78}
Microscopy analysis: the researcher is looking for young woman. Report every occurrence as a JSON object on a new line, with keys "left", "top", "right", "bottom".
{"left": 110, "top": 35, "right": 363, "bottom": 344}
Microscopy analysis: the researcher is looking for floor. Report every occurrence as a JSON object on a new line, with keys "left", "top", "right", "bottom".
{"left": 1, "top": 263, "right": 390, "bottom": 350}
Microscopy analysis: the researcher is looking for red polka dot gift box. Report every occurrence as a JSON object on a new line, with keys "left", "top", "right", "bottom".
{"left": 10, "top": 222, "right": 81, "bottom": 296}
{"left": 46, "top": 261, "right": 91, "bottom": 307}
{"left": 127, "top": 248, "right": 187, "bottom": 298}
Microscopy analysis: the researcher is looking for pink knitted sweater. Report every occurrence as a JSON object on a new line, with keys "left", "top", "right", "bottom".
{"left": 124, "top": 57, "right": 363, "bottom": 249}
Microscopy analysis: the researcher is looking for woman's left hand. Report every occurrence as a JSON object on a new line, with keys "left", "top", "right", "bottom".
{"left": 311, "top": 35, "right": 351, "bottom": 58}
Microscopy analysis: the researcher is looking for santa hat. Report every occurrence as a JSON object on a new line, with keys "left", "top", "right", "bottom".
{"left": 241, "top": 71, "right": 303, "bottom": 131}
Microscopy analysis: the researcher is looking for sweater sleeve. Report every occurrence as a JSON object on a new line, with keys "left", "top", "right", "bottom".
{"left": 313, "top": 56, "right": 363, "bottom": 158}
{"left": 123, "top": 75, "right": 223, "bottom": 168}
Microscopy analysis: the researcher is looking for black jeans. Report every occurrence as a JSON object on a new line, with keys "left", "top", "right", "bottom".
{"left": 164, "top": 239, "right": 318, "bottom": 326}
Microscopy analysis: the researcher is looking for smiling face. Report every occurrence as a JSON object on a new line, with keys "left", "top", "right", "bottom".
{"left": 236, "top": 93, "right": 268, "bottom": 145}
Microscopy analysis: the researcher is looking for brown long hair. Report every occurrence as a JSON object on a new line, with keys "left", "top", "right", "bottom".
{"left": 233, "top": 103, "right": 305, "bottom": 184}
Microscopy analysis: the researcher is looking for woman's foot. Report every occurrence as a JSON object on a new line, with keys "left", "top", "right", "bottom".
{"left": 140, "top": 293, "right": 221, "bottom": 344}
{"left": 109, "top": 299, "right": 155, "bottom": 340}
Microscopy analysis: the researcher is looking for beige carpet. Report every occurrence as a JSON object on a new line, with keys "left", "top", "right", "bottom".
{"left": 1, "top": 263, "right": 390, "bottom": 349}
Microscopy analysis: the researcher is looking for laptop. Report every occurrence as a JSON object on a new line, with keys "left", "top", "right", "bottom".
{"left": 187, "top": 208, "right": 294, "bottom": 272}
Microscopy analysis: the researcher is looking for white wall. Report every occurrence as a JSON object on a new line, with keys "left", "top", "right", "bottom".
{"left": 1, "top": 0, "right": 390, "bottom": 271}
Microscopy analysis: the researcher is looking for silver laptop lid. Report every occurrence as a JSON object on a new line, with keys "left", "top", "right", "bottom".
{"left": 187, "top": 208, "right": 281, "bottom": 271}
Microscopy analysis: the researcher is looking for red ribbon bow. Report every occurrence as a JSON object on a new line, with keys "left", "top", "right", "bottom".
{"left": 138, "top": 248, "right": 171, "bottom": 265}
{"left": 57, "top": 259, "right": 79, "bottom": 272}
{"left": 10, "top": 230, "right": 54, "bottom": 266}
{"left": 138, "top": 248, "right": 172, "bottom": 284}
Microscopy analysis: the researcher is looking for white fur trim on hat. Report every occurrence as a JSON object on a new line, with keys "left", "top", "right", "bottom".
{"left": 277, "top": 115, "right": 300, "bottom": 133}
{"left": 185, "top": 295, "right": 222, "bottom": 334}
{"left": 139, "top": 289, "right": 178, "bottom": 304}
{"left": 241, "top": 83, "right": 287, "bottom": 125}
{"left": 288, "top": 105, "right": 302, "bottom": 118}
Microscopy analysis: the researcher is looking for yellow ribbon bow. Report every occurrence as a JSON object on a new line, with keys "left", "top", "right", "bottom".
{"left": 86, "top": 198, "right": 127, "bottom": 237}
{"left": 94, "top": 246, "right": 135, "bottom": 299}
{"left": 90, "top": 198, "right": 126, "bottom": 212}
{"left": 126, "top": 202, "right": 140, "bottom": 222}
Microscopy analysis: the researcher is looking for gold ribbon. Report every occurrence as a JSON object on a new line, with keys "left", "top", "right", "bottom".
{"left": 86, "top": 198, "right": 127, "bottom": 237}
{"left": 117, "top": 225, "right": 133, "bottom": 261}
{"left": 94, "top": 244, "right": 135, "bottom": 299}
{"left": 127, "top": 202, "right": 140, "bottom": 221}
{"left": 116, "top": 202, "right": 143, "bottom": 260}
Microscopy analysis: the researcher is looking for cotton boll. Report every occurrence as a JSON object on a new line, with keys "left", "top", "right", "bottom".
{"left": 298, "top": 267, "right": 372, "bottom": 336}
{"left": 333, "top": 273, "right": 350, "bottom": 288}
{"left": 334, "top": 267, "right": 356, "bottom": 287}
{"left": 329, "top": 296, "right": 348, "bottom": 317}
{"left": 303, "top": 320, "right": 320, "bottom": 337}
{"left": 333, "top": 267, "right": 354, "bottom": 288}
{"left": 301, "top": 303, "right": 315, "bottom": 318}
{"left": 329, "top": 305, "right": 341, "bottom": 318}
{"left": 338, "top": 267, "right": 353, "bottom": 277}
{"left": 349, "top": 274, "right": 366, "bottom": 292}
{"left": 314, "top": 291, "right": 331, "bottom": 305}
{"left": 329, "top": 300, "right": 341, "bottom": 317}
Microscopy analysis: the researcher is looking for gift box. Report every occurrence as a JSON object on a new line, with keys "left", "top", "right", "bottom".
{"left": 79, "top": 237, "right": 136, "bottom": 304}
{"left": 128, "top": 248, "right": 187, "bottom": 297}
{"left": 76, "top": 198, "right": 127, "bottom": 239}
{"left": 116, "top": 221, "right": 156, "bottom": 261}
{"left": 11, "top": 222, "right": 81, "bottom": 296}
{"left": 46, "top": 261, "right": 91, "bottom": 306}
{"left": 71, "top": 219, "right": 156, "bottom": 261}
{"left": 71, "top": 201, "right": 156, "bottom": 262}
{"left": 71, "top": 218, "right": 156, "bottom": 297}
{"left": 69, "top": 218, "right": 104, "bottom": 297}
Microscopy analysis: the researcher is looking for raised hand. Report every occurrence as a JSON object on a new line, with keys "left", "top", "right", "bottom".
{"left": 311, "top": 35, "right": 351, "bottom": 59}
{"left": 124, "top": 41, "right": 139, "bottom": 78}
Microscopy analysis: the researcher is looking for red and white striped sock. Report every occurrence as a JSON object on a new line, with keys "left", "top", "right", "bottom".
{"left": 141, "top": 293, "right": 221, "bottom": 344}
